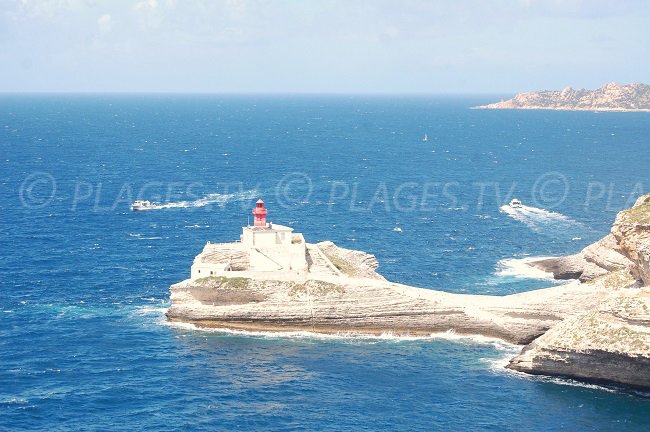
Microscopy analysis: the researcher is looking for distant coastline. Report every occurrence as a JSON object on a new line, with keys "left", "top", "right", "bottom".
{"left": 475, "top": 82, "right": 650, "bottom": 112}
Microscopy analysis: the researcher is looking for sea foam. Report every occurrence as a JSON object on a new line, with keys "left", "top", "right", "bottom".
{"left": 162, "top": 320, "right": 518, "bottom": 349}
{"left": 495, "top": 256, "right": 556, "bottom": 280}
{"left": 134, "top": 190, "right": 257, "bottom": 211}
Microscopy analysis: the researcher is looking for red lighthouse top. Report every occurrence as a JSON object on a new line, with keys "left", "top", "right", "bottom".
{"left": 252, "top": 199, "right": 268, "bottom": 227}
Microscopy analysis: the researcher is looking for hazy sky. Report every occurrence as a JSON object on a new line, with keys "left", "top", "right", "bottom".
{"left": 2, "top": 0, "right": 649, "bottom": 93}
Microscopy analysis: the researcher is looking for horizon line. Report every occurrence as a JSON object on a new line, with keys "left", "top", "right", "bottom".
{"left": 0, "top": 90, "right": 512, "bottom": 97}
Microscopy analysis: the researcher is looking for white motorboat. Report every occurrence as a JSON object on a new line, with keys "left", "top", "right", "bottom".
{"left": 131, "top": 200, "right": 154, "bottom": 211}
{"left": 509, "top": 199, "right": 522, "bottom": 208}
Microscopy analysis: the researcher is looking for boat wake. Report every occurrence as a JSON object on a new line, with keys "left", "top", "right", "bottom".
{"left": 133, "top": 190, "right": 257, "bottom": 211}
{"left": 499, "top": 203, "right": 586, "bottom": 235}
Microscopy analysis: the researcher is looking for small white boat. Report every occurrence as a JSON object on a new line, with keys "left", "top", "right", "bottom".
{"left": 393, "top": 226, "right": 403, "bottom": 233}
{"left": 131, "top": 200, "right": 154, "bottom": 211}
{"left": 509, "top": 199, "right": 522, "bottom": 208}
{"left": 423, "top": 133, "right": 428, "bottom": 142}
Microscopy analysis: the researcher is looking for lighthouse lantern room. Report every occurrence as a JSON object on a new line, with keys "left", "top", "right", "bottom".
{"left": 252, "top": 199, "right": 268, "bottom": 227}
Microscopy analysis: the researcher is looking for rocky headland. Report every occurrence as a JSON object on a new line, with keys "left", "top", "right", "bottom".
{"left": 509, "top": 195, "right": 650, "bottom": 388}
{"left": 475, "top": 82, "right": 650, "bottom": 112}
{"left": 167, "top": 195, "right": 650, "bottom": 390}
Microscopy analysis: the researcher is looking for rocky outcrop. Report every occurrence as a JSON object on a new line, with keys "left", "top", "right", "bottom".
{"left": 475, "top": 82, "right": 650, "bottom": 112}
{"left": 612, "top": 195, "right": 650, "bottom": 285}
{"left": 167, "top": 194, "right": 650, "bottom": 390}
{"left": 508, "top": 195, "right": 650, "bottom": 387}
{"left": 167, "top": 274, "right": 611, "bottom": 345}
{"left": 530, "top": 234, "right": 632, "bottom": 282}
{"left": 508, "top": 282, "right": 650, "bottom": 389}
{"left": 316, "top": 241, "right": 386, "bottom": 280}
{"left": 531, "top": 255, "right": 602, "bottom": 281}
{"left": 529, "top": 195, "right": 649, "bottom": 285}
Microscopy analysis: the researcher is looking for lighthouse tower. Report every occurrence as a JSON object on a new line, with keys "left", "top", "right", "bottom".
{"left": 252, "top": 199, "right": 268, "bottom": 227}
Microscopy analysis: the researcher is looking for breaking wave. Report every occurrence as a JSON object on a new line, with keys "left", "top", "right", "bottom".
{"left": 495, "top": 363, "right": 628, "bottom": 394}
{"left": 162, "top": 321, "right": 517, "bottom": 349}
{"left": 495, "top": 257, "right": 556, "bottom": 280}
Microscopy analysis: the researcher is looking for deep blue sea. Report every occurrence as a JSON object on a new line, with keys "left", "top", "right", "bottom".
{"left": 1, "top": 95, "right": 650, "bottom": 431}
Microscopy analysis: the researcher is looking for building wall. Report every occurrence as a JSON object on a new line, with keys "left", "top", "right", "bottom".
{"left": 250, "top": 242, "right": 307, "bottom": 273}
{"left": 288, "top": 242, "right": 308, "bottom": 274}
{"left": 241, "top": 229, "right": 253, "bottom": 245}
{"left": 241, "top": 226, "right": 294, "bottom": 248}
{"left": 249, "top": 248, "right": 282, "bottom": 271}
{"left": 275, "top": 229, "right": 292, "bottom": 246}
{"left": 190, "top": 227, "right": 308, "bottom": 280}
{"left": 190, "top": 262, "right": 229, "bottom": 279}
{"left": 254, "top": 231, "right": 279, "bottom": 248}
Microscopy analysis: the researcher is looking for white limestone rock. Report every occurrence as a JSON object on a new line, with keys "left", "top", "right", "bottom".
{"left": 508, "top": 285, "right": 650, "bottom": 389}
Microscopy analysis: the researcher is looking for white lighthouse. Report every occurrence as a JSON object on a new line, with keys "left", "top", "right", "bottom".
{"left": 190, "top": 200, "right": 308, "bottom": 279}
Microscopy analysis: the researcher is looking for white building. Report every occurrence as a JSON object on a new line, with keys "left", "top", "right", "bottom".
{"left": 190, "top": 200, "right": 308, "bottom": 279}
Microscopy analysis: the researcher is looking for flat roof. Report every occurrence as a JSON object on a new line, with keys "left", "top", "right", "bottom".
{"left": 243, "top": 223, "right": 293, "bottom": 233}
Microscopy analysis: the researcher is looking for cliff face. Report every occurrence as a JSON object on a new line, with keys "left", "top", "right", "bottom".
{"left": 508, "top": 195, "right": 650, "bottom": 387}
{"left": 612, "top": 196, "right": 650, "bottom": 285}
{"left": 167, "top": 275, "right": 614, "bottom": 344}
{"left": 530, "top": 234, "right": 632, "bottom": 282}
{"left": 529, "top": 196, "right": 650, "bottom": 284}
{"left": 475, "top": 82, "right": 650, "bottom": 112}
{"left": 508, "top": 284, "right": 650, "bottom": 389}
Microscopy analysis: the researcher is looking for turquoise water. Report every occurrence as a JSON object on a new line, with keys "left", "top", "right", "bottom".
{"left": 1, "top": 95, "right": 649, "bottom": 430}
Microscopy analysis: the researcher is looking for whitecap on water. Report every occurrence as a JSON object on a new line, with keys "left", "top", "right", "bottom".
{"left": 481, "top": 343, "right": 523, "bottom": 371}
{"left": 132, "top": 306, "right": 169, "bottom": 316}
{"left": 495, "top": 257, "right": 556, "bottom": 280}
{"left": 0, "top": 397, "right": 29, "bottom": 406}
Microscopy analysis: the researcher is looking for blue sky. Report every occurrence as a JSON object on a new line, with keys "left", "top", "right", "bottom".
{"left": 1, "top": 0, "right": 649, "bottom": 93}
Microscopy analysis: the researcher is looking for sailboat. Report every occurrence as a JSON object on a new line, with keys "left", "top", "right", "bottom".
{"left": 423, "top": 133, "right": 428, "bottom": 142}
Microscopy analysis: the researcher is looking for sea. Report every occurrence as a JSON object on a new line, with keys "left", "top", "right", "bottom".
{"left": 1, "top": 94, "right": 649, "bottom": 431}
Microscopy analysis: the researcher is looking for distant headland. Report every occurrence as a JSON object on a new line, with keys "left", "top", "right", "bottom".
{"left": 167, "top": 196, "right": 650, "bottom": 390}
{"left": 475, "top": 82, "right": 650, "bottom": 112}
